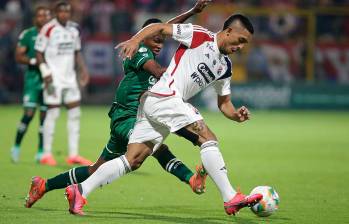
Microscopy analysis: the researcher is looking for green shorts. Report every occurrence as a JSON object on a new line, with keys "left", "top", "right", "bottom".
{"left": 100, "top": 104, "right": 137, "bottom": 161}
{"left": 23, "top": 71, "right": 46, "bottom": 111}
{"left": 23, "top": 87, "right": 46, "bottom": 111}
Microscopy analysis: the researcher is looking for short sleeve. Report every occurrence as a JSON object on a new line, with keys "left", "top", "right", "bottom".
{"left": 75, "top": 35, "right": 81, "bottom": 51}
{"left": 18, "top": 30, "right": 29, "bottom": 48}
{"left": 131, "top": 46, "right": 154, "bottom": 70}
{"left": 35, "top": 32, "right": 48, "bottom": 52}
{"left": 213, "top": 77, "right": 231, "bottom": 96}
{"left": 172, "top": 23, "right": 194, "bottom": 48}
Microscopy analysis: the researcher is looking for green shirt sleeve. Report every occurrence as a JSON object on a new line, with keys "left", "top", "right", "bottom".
{"left": 18, "top": 29, "right": 29, "bottom": 48}
{"left": 130, "top": 45, "right": 154, "bottom": 70}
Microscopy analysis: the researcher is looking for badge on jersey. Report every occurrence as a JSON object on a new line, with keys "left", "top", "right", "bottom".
{"left": 138, "top": 47, "right": 147, "bottom": 53}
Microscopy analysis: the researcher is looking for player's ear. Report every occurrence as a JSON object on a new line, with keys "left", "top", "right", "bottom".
{"left": 225, "top": 27, "right": 232, "bottom": 36}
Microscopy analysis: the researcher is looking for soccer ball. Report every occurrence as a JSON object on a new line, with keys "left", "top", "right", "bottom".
{"left": 250, "top": 186, "right": 280, "bottom": 217}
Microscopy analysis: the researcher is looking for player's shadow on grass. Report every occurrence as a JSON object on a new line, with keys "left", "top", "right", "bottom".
{"left": 87, "top": 210, "right": 260, "bottom": 224}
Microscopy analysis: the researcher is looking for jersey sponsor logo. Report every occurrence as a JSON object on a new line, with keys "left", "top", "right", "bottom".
{"left": 191, "top": 72, "right": 204, "bottom": 87}
{"left": 57, "top": 42, "right": 74, "bottom": 55}
{"left": 197, "top": 63, "right": 215, "bottom": 84}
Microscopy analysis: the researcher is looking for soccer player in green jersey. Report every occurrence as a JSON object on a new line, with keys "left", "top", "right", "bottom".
{"left": 25, "top": 0, "right": 211, "bottom": 209}
{"left": 11, "top": 6, "right": 51, "bottom": 163}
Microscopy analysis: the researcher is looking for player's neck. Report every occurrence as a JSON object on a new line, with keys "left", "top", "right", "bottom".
{"left": 216, "top": 31, "right": 225, "bottom": 54}
{"left": 57, "top": 18, "right": 67, "bottom": 27}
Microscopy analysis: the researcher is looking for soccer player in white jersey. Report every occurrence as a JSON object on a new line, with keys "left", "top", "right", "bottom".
{"left": 66, "top": 14, "right": 262, "bottom": 216}
{"left": 35, "top": 1, "right": 91, "bottom": 166}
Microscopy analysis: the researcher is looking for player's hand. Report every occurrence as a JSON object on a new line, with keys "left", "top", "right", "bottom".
{"left": 191, "top": 0, "right": 211, "bottom": 14}
{"left": 115, "top": 38, "right": 140, "bottom": 60}
{"left": 43, "top": 75, "right": 53, "bottom": 86}
{"left": 234, "top": 106, "right": 250, "bottom": 122}
{"left": 79, "top": 71, "right": 90, "bottom": 87}
{"left": 43, "top": 75, "right": 56, "bottom": 96}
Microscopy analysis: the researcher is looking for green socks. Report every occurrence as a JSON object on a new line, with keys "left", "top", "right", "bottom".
{"left": 154, "top": 147, "right": 193, "bottom": 184}
{"left": 45, "top": 166, "right": 90, "bottom": 192}
{"left": 14, "top": 114, "right": 33, "bottom": 146}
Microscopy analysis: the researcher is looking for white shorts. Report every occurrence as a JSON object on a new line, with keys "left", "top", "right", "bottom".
{"left": 44, "top": 85, "right": 81, "bottom": 105}
{"left": 129, "top": 93, "right": 203, "bottom": 152}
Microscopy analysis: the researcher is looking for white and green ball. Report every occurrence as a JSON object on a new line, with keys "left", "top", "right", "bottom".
{"left": 250, "top": 186, "right": 280, "bottom": 217}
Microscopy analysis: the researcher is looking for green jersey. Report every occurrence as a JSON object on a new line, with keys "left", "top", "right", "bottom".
{"left": 113, "top": 44, "right": 157, "bottom": 119}
{"left": 18, "top": 26, "right": 42, "bottom": 90}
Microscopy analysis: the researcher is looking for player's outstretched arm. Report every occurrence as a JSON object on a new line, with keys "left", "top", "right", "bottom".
{"left": 75, "top": 51, "right": 90, "bottom": 87}
{"left": 217, "top": 94, "right": 250, "bottom": 123}
{"left": 166, "top": 0, "right": 211, "bottom": 24}
{"left": 115, "top": 23, "right": 173, "bottom": 59}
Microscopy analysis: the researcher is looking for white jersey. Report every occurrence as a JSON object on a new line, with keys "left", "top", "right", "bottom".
{"left": 35, "top": 18, "right": 81, "bottom": 87}
{"left": 150, "top": 23, "right": 232, "bottom": 101}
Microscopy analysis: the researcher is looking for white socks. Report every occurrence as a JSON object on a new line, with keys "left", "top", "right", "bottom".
{"left": 43, "top": 108, "right": 60, "bottom": 154}
{"left": 80, "top": 155, "right": 131, "bottom": 198}
{"left": 67, "top": 107, "right": 81, "bottom": 157}
{"left": 200, "top": 141, "right": 236, "bottom": 202}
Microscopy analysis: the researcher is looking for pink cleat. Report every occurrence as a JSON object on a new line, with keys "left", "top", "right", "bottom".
{"left": 66, "top": 155, "right": 93, "bottom": 166}
{"left": 40, "top": 153, "right": 57, "bottom": 166}
{"left": 25, "top": 176, "right": 46, "bottom": 208}
{"left": 189, "top": 164, "right": 208, "bottom": 194}
{"left": 65, "top": 184, "right": 87, "bottom": 215}
{"left": 224, "top": 192, "right": 263, "bottom": 215}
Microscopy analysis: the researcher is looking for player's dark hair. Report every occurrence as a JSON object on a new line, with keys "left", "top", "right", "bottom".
{"left": 35, "top": 6, "right": 49, "bottom": 15}
{"left": 223, "top": 14, "right": 254, "bottom": 34}
{"left": 142, "top": 18, "right": 162, "bottom": 28}
{"left": 55, "top": 1, "right": 70, "bottom": 12}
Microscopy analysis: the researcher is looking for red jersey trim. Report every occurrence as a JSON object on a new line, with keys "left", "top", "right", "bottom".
{"left": 190, "top": 30, "right": 214, "bottom": 49}
{"left": 45, "top": 25, "right": 56, "bottom": 37}
{"left": 150, "top": 44, "right": 187, "bottom": 97}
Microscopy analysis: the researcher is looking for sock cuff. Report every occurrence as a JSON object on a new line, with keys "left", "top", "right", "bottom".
{"left": 165, "top": 158, "right": 183, "bottom": 172}
{"left": 120, "top": 155, "right": 131, "bottom": 173}
{"left": 201, "top": 140, "right": 218, "bottom": 150}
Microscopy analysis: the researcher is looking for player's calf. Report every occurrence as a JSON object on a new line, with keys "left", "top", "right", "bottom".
{"left": 125, "top": 143, "right": 152, "bottom": 170}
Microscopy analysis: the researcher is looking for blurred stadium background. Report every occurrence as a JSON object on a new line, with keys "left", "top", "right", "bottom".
{"left": 1, "top": 0, "right": 348, "bottom": 109}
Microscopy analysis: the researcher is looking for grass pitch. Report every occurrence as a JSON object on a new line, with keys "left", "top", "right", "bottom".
{"left": 0, "top": 105, "right": 348, "bottom": 224}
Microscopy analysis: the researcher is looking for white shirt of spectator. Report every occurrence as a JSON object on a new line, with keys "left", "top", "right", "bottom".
{"left": 35, "top": 18, "right": 81, "bottom": 87}
{"left": 150, "top": 23, "right": 233, "bottom": 101}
